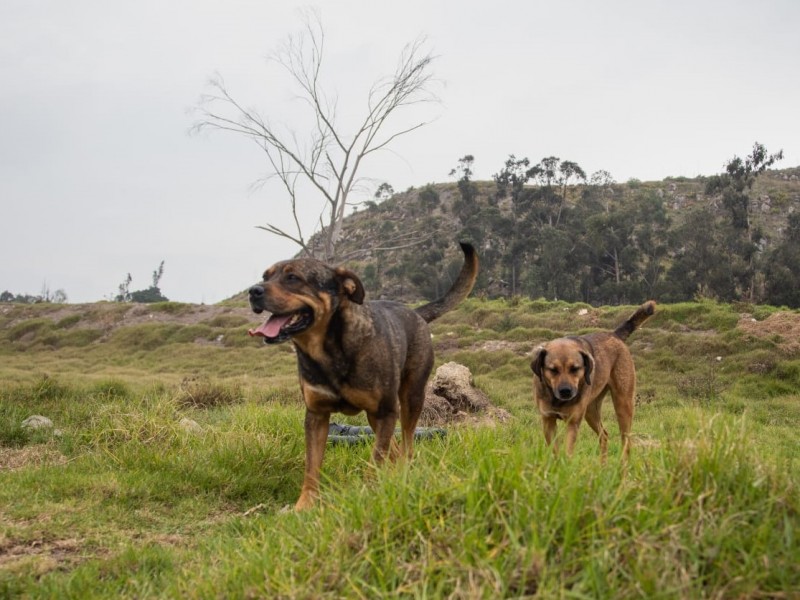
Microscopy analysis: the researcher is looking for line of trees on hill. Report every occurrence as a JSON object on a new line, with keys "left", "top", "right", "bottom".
{"left": 354, "top": 143, "right": 796, "bottom": 308}
{"left": 442, "top": 143, "right": 798, "bottom": 307}
{"left": 1, "top": 262, "right": 171, "bottom": 305}
{"left": 0, "top": 285, "right": 67, "bottom": 304}
{"left": 114, "top": 261, "right": 169, "bottom": 303}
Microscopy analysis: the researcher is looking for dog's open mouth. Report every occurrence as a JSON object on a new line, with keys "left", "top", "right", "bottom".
{"left": 248, "top": 309, "right": 313, "bottom": 343}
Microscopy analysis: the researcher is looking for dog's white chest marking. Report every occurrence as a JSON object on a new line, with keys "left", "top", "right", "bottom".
{"left": 303, "top": 383, "right": 338, "bottom": 400}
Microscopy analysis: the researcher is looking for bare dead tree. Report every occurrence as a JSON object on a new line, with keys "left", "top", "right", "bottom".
{"left": 193, "top": 13, "right": 439, "bottom": 261}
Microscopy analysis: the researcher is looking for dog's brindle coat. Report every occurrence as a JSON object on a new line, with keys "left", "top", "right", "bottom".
{"left": 249, "top": 243, "right": 479, "bottom": 510}
{"left": 530, "top": 301, "right": 655, "bottom": 459}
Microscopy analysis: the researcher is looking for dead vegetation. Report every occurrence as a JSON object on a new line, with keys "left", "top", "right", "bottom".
{"left": 0, "top": 446, "right": 67, "bottom": 472}
{"left": 737, "top": 311, "right": 800, "bottom": 354}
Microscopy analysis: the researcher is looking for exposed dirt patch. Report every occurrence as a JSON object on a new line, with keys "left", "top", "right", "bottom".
{"left": 118, "top": 304, "right": 253, "bottom": 328}
{"left": 737, "top": 312, "right": 800, "bottom": 354}
{"left": 471, "top": 339, "right": 532, "bottom": 354}
{"left": 0, "top": 537, "right": 85, "bottom": 573}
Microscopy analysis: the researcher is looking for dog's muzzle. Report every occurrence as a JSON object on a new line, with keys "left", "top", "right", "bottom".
{"left": 556, "top": 385, "right": 577, "bottom": 402}
{"left": 249, "top": 285, "right": 266, "bottom": 313}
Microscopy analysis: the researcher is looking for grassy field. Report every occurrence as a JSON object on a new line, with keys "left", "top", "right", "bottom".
{"left": 1, "top": 298, "right": 798, "bottom": 598}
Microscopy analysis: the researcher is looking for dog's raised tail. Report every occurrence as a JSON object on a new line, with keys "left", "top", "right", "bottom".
{"left": 415, "top": 242, "right": 479, "bottom": 324}
{"left": 614, "top": 300, "right": 656, "bottom": 342}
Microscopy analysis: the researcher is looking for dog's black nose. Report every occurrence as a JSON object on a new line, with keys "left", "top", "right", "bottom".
{"left": 557, "top": 386, "right": 573, "bottom": 400}
{"left": 249, "top": 285, "right": 265, "bottom": 313}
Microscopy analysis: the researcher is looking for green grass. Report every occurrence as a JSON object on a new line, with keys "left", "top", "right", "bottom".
{"left": 1, "top": 299, "right": 799, "bottom": 597}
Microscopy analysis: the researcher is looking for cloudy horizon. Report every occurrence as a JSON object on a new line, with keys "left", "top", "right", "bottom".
{"left": 2, "top": 0, "right": 798, "bottom": 304}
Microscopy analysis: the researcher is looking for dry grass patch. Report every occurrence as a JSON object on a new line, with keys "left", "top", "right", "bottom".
{"left": 0, "top": 446, "right": 68, "bottom": 471}
{"left": 175, "top": 375, "right": 244, "bottom": 409}
{"left": 738, "top": 311, "right": 800, "bottom": 354}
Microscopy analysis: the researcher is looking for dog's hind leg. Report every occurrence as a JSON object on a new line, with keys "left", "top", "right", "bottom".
{"left": 398, "top": 373, "right": 428, "bottom": 462}
{"left": 609, "top": 372, "right": 635, "bottom": 460}
{"left": 367, "top": 408, "right": 399, "bottom": 465}
{"left": 618, "top": 412, "right": 633, "bottom": 460}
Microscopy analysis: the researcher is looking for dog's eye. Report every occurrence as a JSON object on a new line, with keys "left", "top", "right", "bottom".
{"left": 284, "top": 273, "right": 302, "bottom": 283}
{"left": 548, "top": 367, "right": 559, "bottom": 375}
{"left": 569, "top": 366, "right": 581, "bottom": 374}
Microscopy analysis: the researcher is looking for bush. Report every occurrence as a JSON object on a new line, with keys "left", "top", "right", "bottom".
{"left": 90, "top": 379, "right": 133, "bottom": 400}
{"left": 148, "top": 301, "right": 190, "bottom": 314}
{"left": 418, "top": 184, "right": 440, "bottom": 209}
{"left": 55, "top": 314, "right": 81, "bottom": 329}
{"left": 675, "top": 367, "right": 726, "bottom": 403}
{"left": 204, "top": 314, "right": 250, "bottom": 328}
{"left": 130, "top": 287, "right": 169, "bottom": 303}
{"left": 6, "top": 318, "right": 51, "bottom": 342}
{"left": 54, "top": 328, "right": 104, "bottom": 348}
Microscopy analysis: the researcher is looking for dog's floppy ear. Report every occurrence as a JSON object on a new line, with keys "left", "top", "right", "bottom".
{"left": 335, "top": 268, "right": 365, "bottom": 304}
{"left": 530, "top": 346, "right": 547, "bottom": 378}
{"left": 580, "top": 350, "right": 594, "bottom": 385}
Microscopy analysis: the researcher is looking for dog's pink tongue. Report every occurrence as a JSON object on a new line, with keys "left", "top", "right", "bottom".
{"left": 248, "top": 314, "right": 291, "bottom": 338}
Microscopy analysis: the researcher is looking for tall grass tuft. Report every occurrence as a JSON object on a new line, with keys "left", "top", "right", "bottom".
{"left": 175, "top": 375, "right": 243, "bottom": 409}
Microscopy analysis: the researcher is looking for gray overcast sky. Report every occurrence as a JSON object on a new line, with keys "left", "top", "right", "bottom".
{"left": 1, "top": 0, "right": 798, "bottom": 304}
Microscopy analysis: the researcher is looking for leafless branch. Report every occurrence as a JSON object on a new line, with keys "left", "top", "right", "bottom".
{"left": 192, "top": 13, "right": 438, "bottom": 262}
{"left": 335, "top": 228, "right": 436, "bottom": 262}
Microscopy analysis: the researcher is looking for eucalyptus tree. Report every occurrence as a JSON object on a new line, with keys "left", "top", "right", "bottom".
{"left": 705, "top": 142, "right": 783, "bottom": 301}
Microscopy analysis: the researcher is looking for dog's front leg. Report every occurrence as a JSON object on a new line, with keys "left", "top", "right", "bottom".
{"left": 542, "top": 415, "right": 558, "bottom": 454}
{"left": 564, "top": 416, "right": 583, "bottom": 456}
{"left": 295, "top": 409, "right": 330, "bottom": 511}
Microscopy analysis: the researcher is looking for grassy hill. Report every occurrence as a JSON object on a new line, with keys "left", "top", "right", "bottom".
{"left": 1, "top": 297, "right": 799, "bottom": 597}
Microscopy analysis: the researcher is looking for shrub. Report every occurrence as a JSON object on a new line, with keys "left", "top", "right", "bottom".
{"left": 6, "top": 318, "right": 51, "bottom": 342}
{"left": 30, "top": 374, "right": 72, "bottom": 401}
{"left": 418, "top": 184, "right": 440, "bottom": 209}
{"left": 171, "top": 325, "right": 216, "bottom": 344}
{"left": 774, "top": 360, "right": 800, "bottom": 385}
{"left": 204, "top": 314, "right": 250, "bottom": 328}
{"left": 90, "top": 379, "right": 133, "bottom": 400}
{"left": 675, "top": 367, "right": 726, "bottom": 404}
{"left": 148, "top": 301, "right": 191, "bottom": 315}
{"left": 113, "top": 323, "right": 193, "bottom": 350}
{"left": 55, "top": 314, "right": 81, "bottom": 329}
{"left": 55, "top": 328, "right": 104, "bottom": 347}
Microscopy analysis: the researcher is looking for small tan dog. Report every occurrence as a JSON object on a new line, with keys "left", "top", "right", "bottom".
{"left": 530, "top": 301, "right": 655, "bottom": 459}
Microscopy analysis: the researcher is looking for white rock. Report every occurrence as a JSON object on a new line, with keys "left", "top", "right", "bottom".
{"left": 22, "top": 415, "right": 54, "bottom": 430}
{"left": 178, "top": 417, "right": 202, "bottom": 433}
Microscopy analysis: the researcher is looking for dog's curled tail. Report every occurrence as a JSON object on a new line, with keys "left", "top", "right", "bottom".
{"left": 613, "top": 300, "right": 656, "bottom": 342}
{"left": 415, "top": 242, "right": 479, "bottom": 324}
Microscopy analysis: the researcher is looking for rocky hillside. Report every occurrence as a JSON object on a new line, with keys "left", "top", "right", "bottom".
{"left": 311, "top": 166, "right": 800, "bottom": 306}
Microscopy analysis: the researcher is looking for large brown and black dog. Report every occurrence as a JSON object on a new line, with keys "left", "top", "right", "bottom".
{"left": 530, "top": 301, "right": 655, "bottom": 459}
{"left": 248, "top": 243, "right": 479, "bottom": 510}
